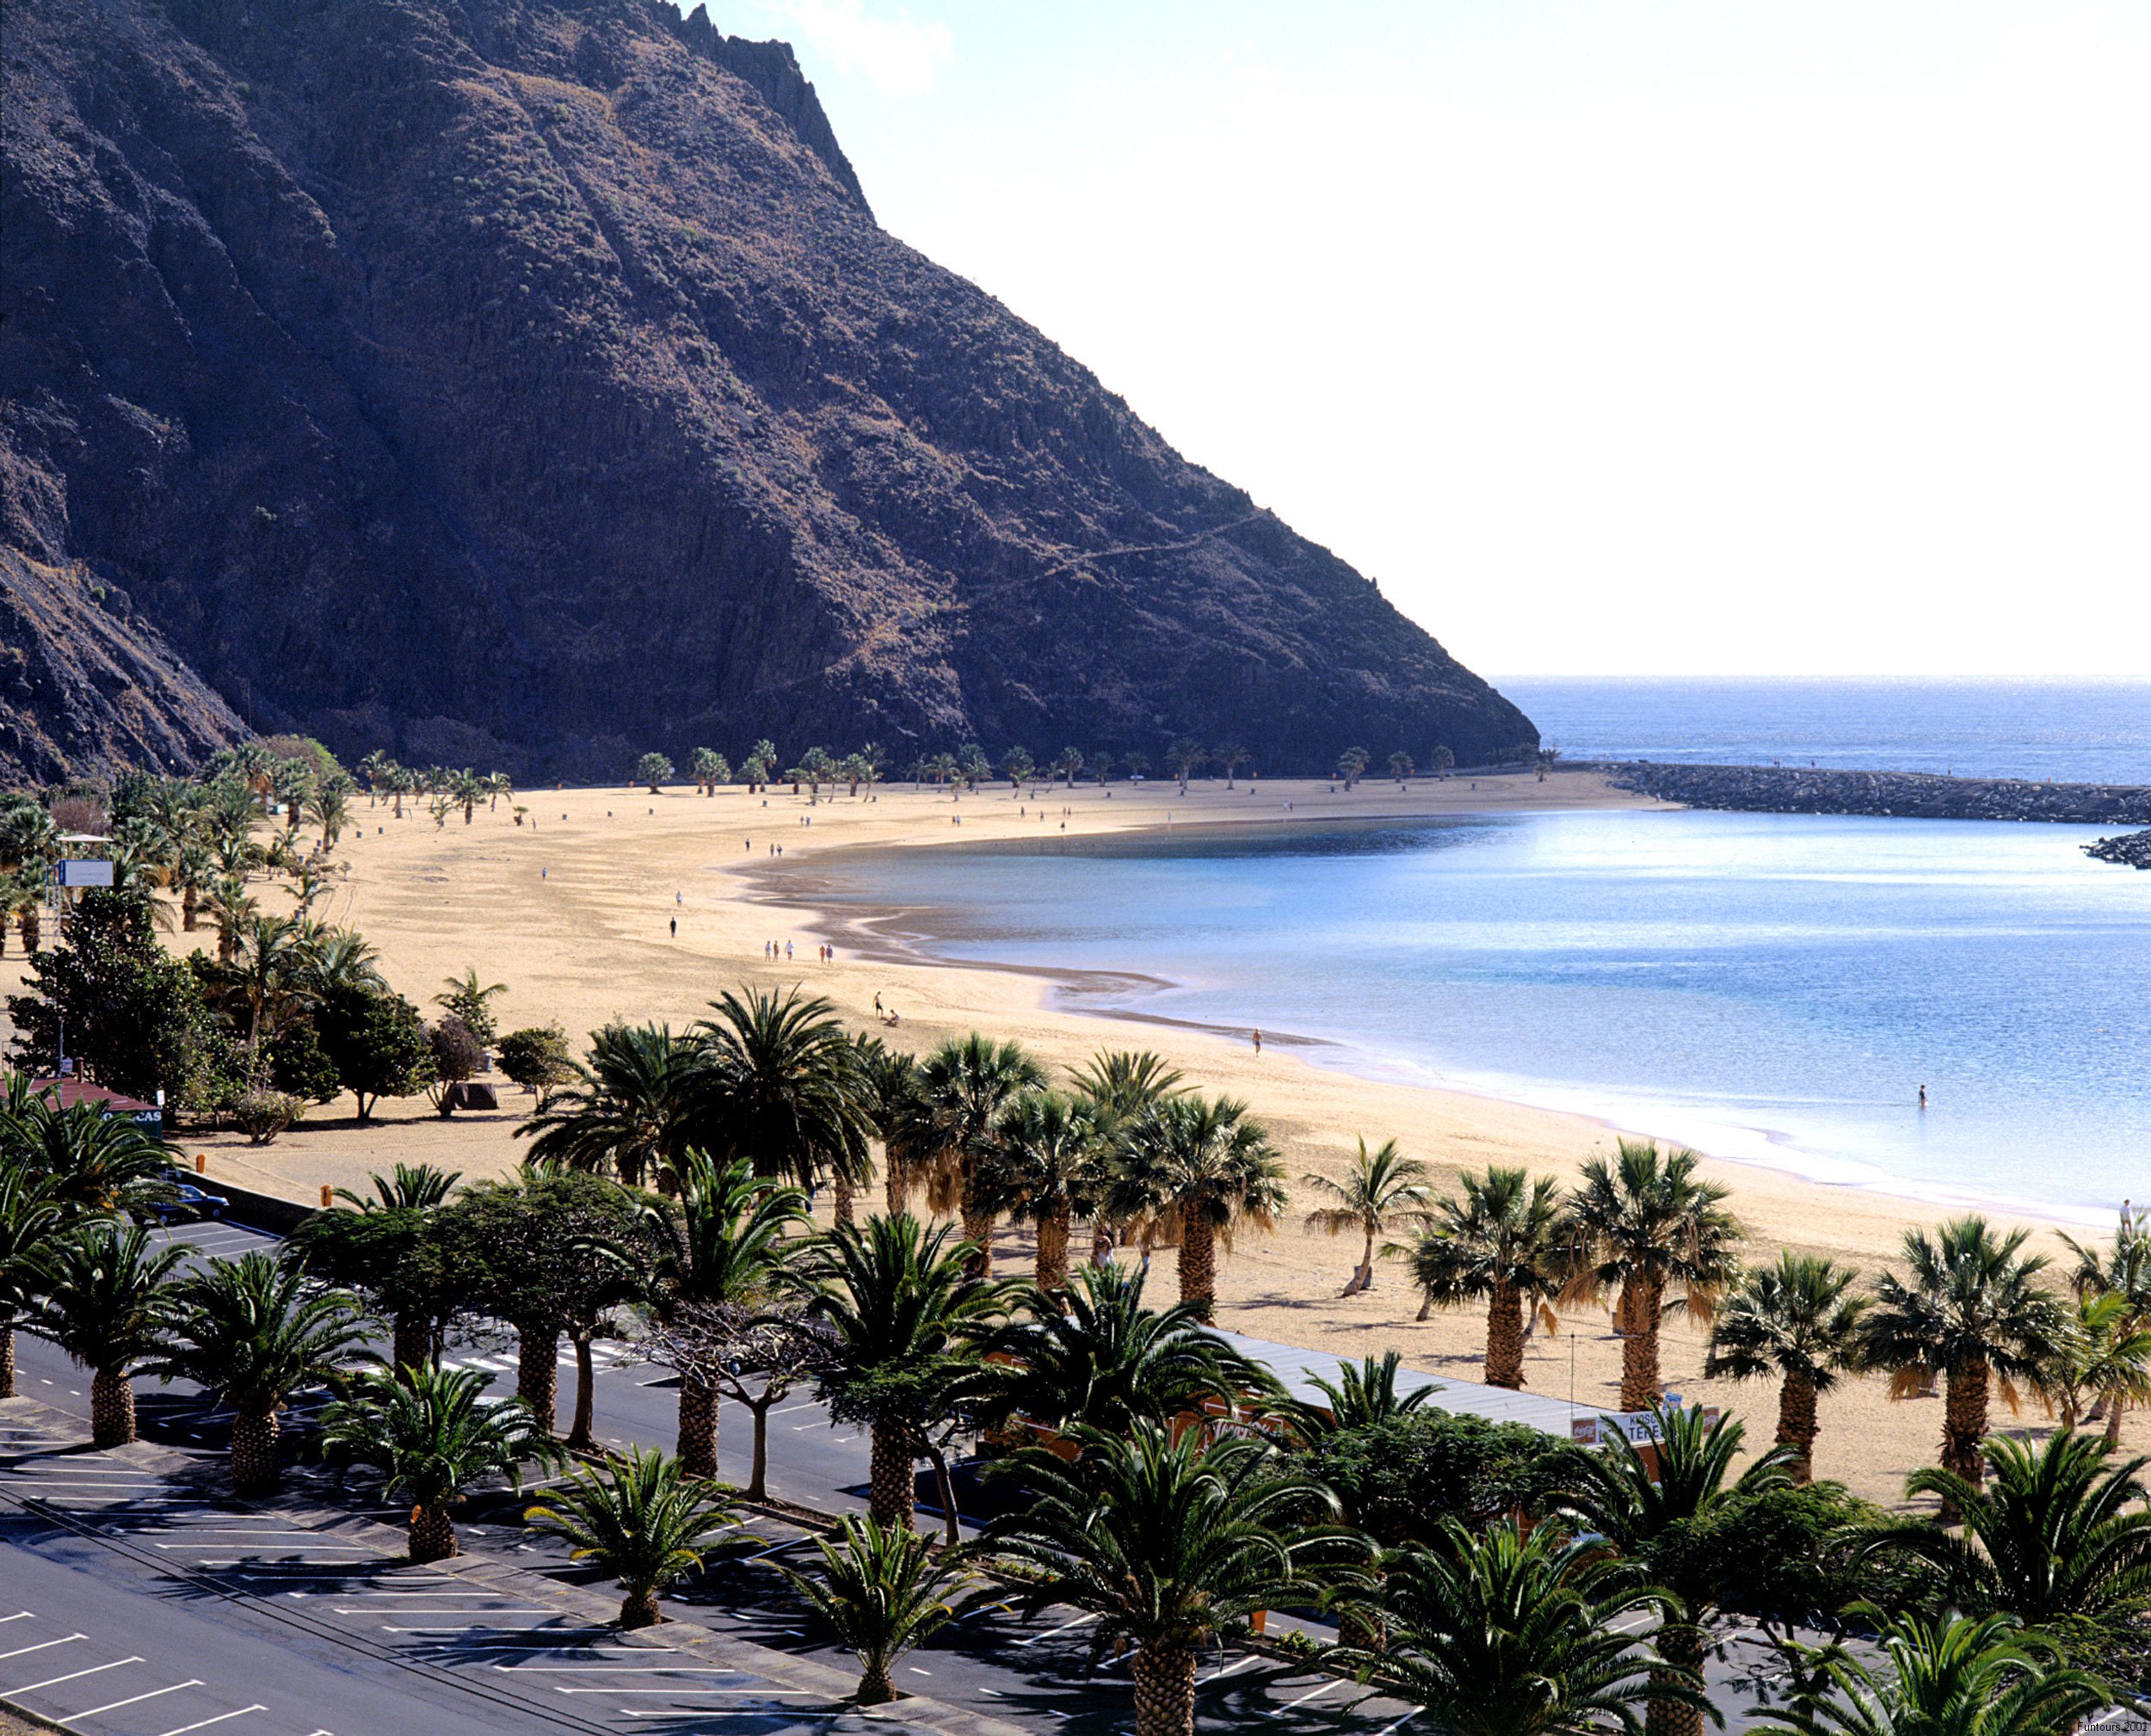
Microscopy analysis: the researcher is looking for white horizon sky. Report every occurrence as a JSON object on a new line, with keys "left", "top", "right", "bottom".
{"left": 736, "top": 1, "right": 2151, "bottom": 680}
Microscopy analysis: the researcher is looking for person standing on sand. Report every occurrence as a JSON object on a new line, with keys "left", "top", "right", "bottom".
{"left": 669, "top": 917, "right": 677, "bottom": 939}
{"left": 1253, "top": 1030, "right": 1262, "bottom": 1056}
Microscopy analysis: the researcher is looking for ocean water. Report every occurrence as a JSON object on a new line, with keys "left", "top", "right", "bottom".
{"left": 819, "top": 810, "right": 2151, "bottom": 1221}
{"left": 1498, "top": 677, "right": 2151, "bottom": 786}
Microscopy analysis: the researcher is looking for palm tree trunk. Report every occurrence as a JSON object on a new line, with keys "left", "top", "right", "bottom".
{"left": 1177, "top": 1216, "right": 1218, "bottom": 1319}
{"left": 868, "top": 1421, "right": 915, "bottom": 1530}
{"left": 927, "top": 1443, "right": 961, "bottom": 1546}
{"left": 883, "top": 1153, "right": 906, "bottom": 1216}
{"left": 182, "top": 886, "right": 198, "bottom": 930}
{"left": 858, "top": 1653, "right": 897, "bottom": 1705}
{"left": 619, "top": 1589, "right": 662, "bottom": 1629}
{"left": 518, "top": 1327, "right": 559, "bottom": 1433}
{"left": 1036, "top": 1198, "right": 1072, "bottom": 1290}
{"left": 961, "top": 1198, "right": 995, "bottom": 1279}
{"left": 410, "top": 1503, "right": 457, "bottom": 1563}
{"left": 677, "top": 1373, "right": 718, "bottom": 1479}
{"left": 568, "top": 1337, "right": 597, "bottom": 1450}
{"left": 90, "top": 1368, "right": 135, "bottom": 1448}
{"left": 1777, "top": 1370, "right": 1819, "bottom": 1484}
{"left": 833, "top": 1177, "right": 855, "bottom": 1228}
{"left": 391, "top": 1312, "right": 429, "bottom": 1380}
{"left": 1131, "top": 1641, "right": 1197, "bottom": 1736}
{"left": 1485, "top": 1280, "right": 1526, "bottom": 1388}
{"left": 0, "top": 1326, "right": 13, "bottom": 1400}
{"left": 1357, "top": 1226, "right": 1377, "bottom": 1292}
{"left": 231, "top": 1407, "right": 281, "bottom": 1497}
{"left": 1618, "top": 1275, "right": 1664, "bottom": 1413}
{"left": 2107, "top": 1389, "right": 2127, "bottom": 1446}
{"left": 1941, "top": 1359, "right": 1990, "bottom": 1493}
{"left": 748, "top": 1395, "right": 773, "bottom": 1501}
{"left": 1647, "top": 1624, "right": 1706, "bottom": 1736}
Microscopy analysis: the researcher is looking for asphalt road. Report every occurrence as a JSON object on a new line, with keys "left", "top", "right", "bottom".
{"left": 5, "top": 1216, "right": 1806, "bottom": 1733}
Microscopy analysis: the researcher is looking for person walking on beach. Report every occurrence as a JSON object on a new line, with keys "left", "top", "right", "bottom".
{"left": 669, "top": 917, "right": 677, "bottom": 939}
{"left": 1252, "top": 1029, "right": 1262, "bottom": 1056}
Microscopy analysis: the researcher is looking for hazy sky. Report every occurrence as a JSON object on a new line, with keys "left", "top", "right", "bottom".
{"left": 736, "top": 1, "right": 2151, "bottom": 679}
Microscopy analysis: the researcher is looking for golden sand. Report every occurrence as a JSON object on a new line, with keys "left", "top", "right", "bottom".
{"left": 0, "top": 769, "right": 2089, "bottom": 1502}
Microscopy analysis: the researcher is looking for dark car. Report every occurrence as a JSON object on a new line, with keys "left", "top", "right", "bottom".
{"left": 150, "top": 1182, "right": 230, "bottom": 1224}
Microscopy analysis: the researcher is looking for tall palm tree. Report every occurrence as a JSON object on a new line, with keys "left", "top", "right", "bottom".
{"left": 1328, "top": 1518, "right": 1693, "bottom": 1736}
{"left": 519, "top": 1023, "right": 706, "bottom": 1189}
{"left": 147, "top": 1253, "right": 366, "bottom": 1495}
{"left": 1301, "top": 1136, "right": 1431, "bottom": 1295}
{"left": 2041, "top": 1291, "right": 2151, "bottom": 1441}
{"left": 977, "top": 1090, "right": 1099, "bottom": 1290}
{"left": 793, "top": 1213, "right": 1010, "bottom": 1531}
{"left": 28, "top": 1222, "right": 187, "bottom": 1446}
{"left": 1704, "top": 1252, "right": 1868, "bottom": 1482}
{"left": 0, "top": 1167, "right": 70, "bottom": 1400}
{"left": 1070, "top": 1049, "right": 1186, "bottom": 1263}
{"left": 854, "top": 1037, "right": 922, "bottom": 1216}
{"left": 1112, "top": 1094, "right": 1287, "bottom": 1319}
{"left": 1556, "top": 1402, "right": 1797, "bottom": 1736}
{"left": 524, "top": 1448, "right": 737, "bottom": 1628}
{"left": 915, "top": 1034, "right": 1044, "bottom": 1275}
{"left": 780, "top": 1516, "right": 971, "bottom": 1705}
{"left": 637, "top": 1152, "right": 808, "bottom": 1477}
{"left": 987, "top": 1425, "right": 1353, "bottom": 1736}
{"left": 320, "top": 1364, "right": 558, "bottom": 1561}
{"left": 335, "top": 1162, "right": 462, "bottom": 1211}
{"left": 1750, "top": 1610, "right": 2107, "bottom": 1736}
{"left": 693, "top": 987, "right": 872, "bottom": 1208}
{"left": 1858, "top": 1430, "right": 2151, "bottom": 1626}
{"left": 1562, "top": 1141, "right": 1743, "bottom": 1413}
{"left": 985, "top": 1261, "right": 1267, "bottom": 1437}
{"left": 1863, "top": 1216, "right": 2068, "bottom": 1491}
{"left": 1399, "top": 1165, "right": 1567, "bottom": 1389}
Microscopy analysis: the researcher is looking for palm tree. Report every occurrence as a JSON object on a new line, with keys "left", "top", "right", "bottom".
{"left": 693, "top": 987, "right": 872, "bottom": 1204}
{"left": 793, "top": 1213, "right": 1010, "bottom": 1531}
{"left": 1397, "top": 1165, "right": 1566, "bottom": 1389}
{"left": 147, "top": 1253, "right": 366, "bottom": 1495}
{"left": 1704, "top": 1252, "right": 1868, "bottom": 1481}
{"left": 1863, "top": 1216, "right": 2068, "bottom": 1491}
{"left": 638, "top": 1152, "right": 808, "bottom": 1477}
{"left": 1328, "top": 1518, "right": 1693, "bottom": 1736}
{"left": 1750, "top": 1610, "right": 2107, "bottom": 1736}
{"left": 915, "top": 1034, "right": 1044, "bottom": 1276}
{"left": 854, "top": 1037, "right": 922, "bottom": 1216}
{"left": 1070, "top": 1049, "right": 1186, "bottom": 1262}
{"left": 206, "top": 874, "right": 257, "bottom": 964}
{"left": 1556, "top": 1402, "right": 1797, "bottom": 1736}
{"left": 977, "top": 1090, "right": 1099, "bottom": 1290}
{"left": 523, "top": 1448, "right": 737, "bottom": 1628}
{"left": 986, "top": 1425, "right": 1353, "bottom": 1736}
{"left": 5, "top": 1091, "right": 175, "bottom": 1215}
{"left": 1295, "top": 1350, "right": 1436, "bottom": 1439}
{"left": 28, "top": 1222, "right": 187, "bottom": 1446}
{"left": 780, "top": 1516, "right": 971, "bottom": 1705}
{"left": 1112, "top": 1094, "right": 1287, "bottom": 1318}
{"left": 320, "top": 1364, "right": 558, "bottom": 1562}
{"left": 0, "top": 1167, "right": 70, "bottom": 1400}
{"left": 1562, "top": 1140, "right": 1743, "bottom": 1413}
{"left": 2042, "top": 1291, "right": 2151, "bottom": 1441}
{"left": 1301, "top": 1137, "right": 1431, "bottom": 1295}
{"left": 986, "top": 1261, "right": 1267, "bottom": 1437}
{"left": 1858, "top": 1430, "right": 2151, "bottom": 1625}
{"left": 519, "top": 1023, "right": 706, "bottom": 1189}
{"left": 335, "top": 1161, "right": 463, "bottom": 1212}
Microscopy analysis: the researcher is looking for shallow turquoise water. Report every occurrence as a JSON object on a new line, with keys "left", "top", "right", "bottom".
{"left": 821, "top": 810, "right": 2151, "bottom": 1220}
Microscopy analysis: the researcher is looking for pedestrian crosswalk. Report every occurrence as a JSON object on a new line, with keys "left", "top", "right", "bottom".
{"left": 437, "top": 1341, "right": 647, "bottom": 1377}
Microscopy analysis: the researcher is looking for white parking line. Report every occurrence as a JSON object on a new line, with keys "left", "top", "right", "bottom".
{"left": 336, "top": 1606, "right": 555, "bottom": 1616}
{"left": 1019, "top": 1614, "right": 1098, "bottom": 1647}
{"left": 1372, "top": 1715, "right": 1417, "bottom": 1736}
{"left": 1274, "top": 1679, "right": 1337, "bottom": 1713}
{"left": 1203, "top": 1655, "right": 1257, "bottom": 1684}
{"left": 0, "top": 1613, "right": 32, "bottom": 1625}
{"left": 8, "top": 1656, "right": 141, "bottom": 1695}
{"left": 156, "top": 1705, "right": 267, "bottom": 1735}
{"left": 555, "top": 1687, "right": 813, "bottom": 1696}
{"left": 0, "top": 1634, "right": 82, "bottom": 1661}
{"left": 62, "top": 1678, "right": 203, "bottom": 1721}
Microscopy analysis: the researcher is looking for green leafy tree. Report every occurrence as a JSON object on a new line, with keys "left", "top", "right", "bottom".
{"left": 1562, "top": 1139, "right": 1743, "bottom": 1413}
{"left": 780, "top": 1516, "right": 970, "bottom": 1705}
{"left": 1297, "top": 1408, "right": 1572, "bottom": 1548}
{"left": 796, "top": 1213, "right": 1011, "bottom": 1532}
{"left": 287, "top": 1187, "right": 461, "bottom": 1375}
{"left": 1328, "top": 1518, "right": 1694, "bottom": 1736}
{"left": 316, "top": 983, "right": 435, "bottom": 1123}
{"left": 524, "top": 1449, "right": 738, "bottom": 1628}
{"left": 1301, "top": 1136, "right": 1431, "bottom": 1296}
{"left": 321, "top": 1364, "right": 558, "bottom": 1562}
{"left": 637, "top": 752, "right": 675, "bottom": 792}
{"left": 28, "top": 1222, "right": 187, "bottom": 1446}
{"left": 1400, "top": 1165, "right": 1567, "bottom": 1389}
{"left": 148, "top": 1252, "right": 365, "bottom": 1494}
{"left": 1863, "top": 1216, "right": 2068, "bottom": 1493}
{"left": 496, "top": 1025, "right": 574, "bottom": 1104}
{"left": 986, "top": 1425, "right": 1355, "bottom": 1736}
{"left": 1704, "top": 1252, "right": 1869, "bottom": 1482}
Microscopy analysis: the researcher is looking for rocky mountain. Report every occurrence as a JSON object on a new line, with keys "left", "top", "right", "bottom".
{"left": 1, "top": 0, "right": 1537, "bottom": 784}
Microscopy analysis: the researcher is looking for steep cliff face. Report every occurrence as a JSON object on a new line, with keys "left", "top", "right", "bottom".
{"left": 0, "top": 0, "right": 1536, "bottom": 781}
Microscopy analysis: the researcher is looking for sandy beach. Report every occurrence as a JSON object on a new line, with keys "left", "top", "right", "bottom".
{"left": 0, "top": 768, "right": 2087, "bottom": 1505}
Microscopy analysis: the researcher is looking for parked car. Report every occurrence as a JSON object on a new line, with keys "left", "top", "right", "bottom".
{"left": 150, "top": 1182, "right": 230, "bottom": 1224}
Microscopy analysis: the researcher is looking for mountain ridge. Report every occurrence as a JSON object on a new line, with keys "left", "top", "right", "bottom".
{"left": 0, "top": 0, "right": 1537, "bottom": 784}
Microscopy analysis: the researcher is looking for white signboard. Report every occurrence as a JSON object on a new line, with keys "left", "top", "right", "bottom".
{"left": 55, "top": 859, "right": 115, "bottom": 888}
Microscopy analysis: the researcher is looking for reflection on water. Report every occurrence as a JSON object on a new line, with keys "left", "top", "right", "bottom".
{"left": 817, "top": 810, "right": 2151, "bottom": 1220}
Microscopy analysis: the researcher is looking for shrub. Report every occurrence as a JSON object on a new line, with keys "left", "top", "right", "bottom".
{"left": 496, "top": 1025, "right": 573, "bottom": 1099}
{"left": 234, "top": 1089, "right": 305, "bottom": 1145}
{"left": 1299, "top": 1411, "right": 1573, "bottom": 1546}
{"left": 426, "top": 1019, "right": 484, "bottom": 1117}
{"left": 267, "top": 1022, "right": 342, "bottom": 1105}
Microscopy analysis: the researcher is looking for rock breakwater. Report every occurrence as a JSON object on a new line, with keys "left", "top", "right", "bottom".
{"left": 1596, "top": 760, "right": 2151, "bottom": 827}
{"left": 2086, "top": 830, "right": 2151, "bottom": 870}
